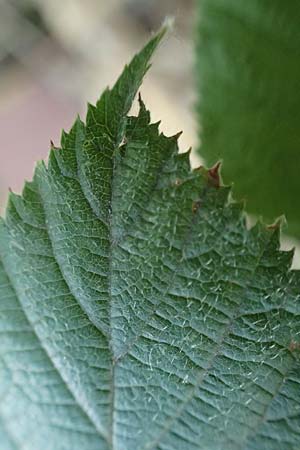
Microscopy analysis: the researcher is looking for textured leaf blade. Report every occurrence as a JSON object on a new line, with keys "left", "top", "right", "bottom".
{"left": 196, "top": 0, "right": 300, "bottom": 238}
{"left": 0, "top": 29, "right": 167, "bottom": 449}
{"left": 1, "top": 28, "right": 300, "bottom": 450}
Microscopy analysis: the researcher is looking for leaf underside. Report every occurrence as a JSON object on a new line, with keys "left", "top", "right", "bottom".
{"left": 0, "top": 29, "right": 300, "bottom": 450}
{"left": 196, "top": 0, "right": 300, "bottom": 238}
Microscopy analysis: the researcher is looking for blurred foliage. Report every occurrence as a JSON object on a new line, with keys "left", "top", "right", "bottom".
{"left": 196, "top": 0, "right": 300, "bottom": 238}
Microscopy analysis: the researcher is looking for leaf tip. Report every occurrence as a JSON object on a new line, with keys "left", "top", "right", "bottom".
{"left": 161, "top": 16, "right": 175, "bottom": 35}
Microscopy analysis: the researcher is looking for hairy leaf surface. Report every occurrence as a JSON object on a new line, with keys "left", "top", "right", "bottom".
{"left": 1, "top": 29, "right": 300, "bottom": 450}
{"left": 196, "top": 0, "right": 300, "bottom": 238}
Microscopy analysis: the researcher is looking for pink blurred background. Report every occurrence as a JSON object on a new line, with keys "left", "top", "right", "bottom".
{"left": 0, "top": 0, "right": 197, "bottom": 208}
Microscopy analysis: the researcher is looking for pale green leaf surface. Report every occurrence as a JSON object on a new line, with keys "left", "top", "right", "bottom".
{"left": 1, "top": 29, "right": 300, "bottom": 450}
{"left": 196, "top": 0, "right": 300, "bottom": 238}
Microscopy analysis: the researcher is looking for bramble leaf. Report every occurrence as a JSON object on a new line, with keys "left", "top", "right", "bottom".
{"left": 1, "top": 28, "right": 300, "bottom": 450}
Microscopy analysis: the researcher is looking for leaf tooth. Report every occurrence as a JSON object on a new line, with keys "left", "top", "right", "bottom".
{"left": 207, "top": 161, "right": 222, "bottom": 187}
{"left": 54, "top": 117, "right": 85, "bottom": 179}
{"left": 177, "top": 148, "right": 192, "bottom": 168}
{"left": 264, "top": 225, "right": 295, "bottom": 271}
{"left": 157, "top": 150, "right": 191, "bottom": 187}
{"left": 248, "top": 219, "right": 295, "bottom": 273}
{"left": 280, "top": 248, "right": 295, "bottom": 271}
{"left": 60, "top": 128, "right": 68, "bottom": 147}
{"left": 5, "top": 179, "right": 45, "bottom": 230}
{"left": 224, "top": 200, "right": 246, "bottom": 229}
{"left": 60, "top": 115, "right": 84, "bottom": 148}
{"left": 137, "top": 93, "right": 151, "bottom": 122}
{"left": 22, "top": 179, "right": 38, "bottom": 199}
{"left": 48, "top": 148, "right": 61, "bottom": 173}
{"left": 206, "top": 183, "right": 231, "bottom": 207}
{"left": 6, "top": 190, "right": 21, "bottom": 222}
{"left": 86, "top": 96, "right": 111, "bottom": 138}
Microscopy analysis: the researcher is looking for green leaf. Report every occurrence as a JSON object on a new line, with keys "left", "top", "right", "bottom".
{"left": 1, "top": 28, "right": 300, "bottom": 450}
{"left": 196, "top": 0, "right": 300, "bottom": 238}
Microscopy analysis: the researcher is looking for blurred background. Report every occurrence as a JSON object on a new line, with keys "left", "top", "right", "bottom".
{"left": 0, "top": 0, "right": 197, "bottom": 208}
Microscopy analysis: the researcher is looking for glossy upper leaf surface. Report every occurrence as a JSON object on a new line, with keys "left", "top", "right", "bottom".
{"left": 196, "top": 0, "right": 300, "bottom": 238}
{"left": 1, "top": 28, "right": 300, "bottom": 450}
